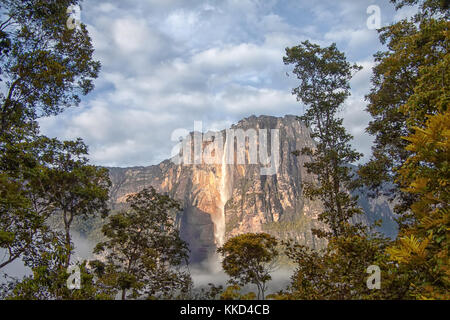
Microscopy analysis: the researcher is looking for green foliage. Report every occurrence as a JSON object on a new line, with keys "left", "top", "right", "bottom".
{"left": 0, "top": 0, "right": 447, "bottom": 301}
{"left": 92, "top": 187, "right": 192, "bottom": 300}
{"left": 6, "top": 260, "right": 114, "bottom": 300}
{"left": 0, "top": 0, "right": 102, "bottom": 273}
{"left": 0, "top": 0, "right": 112, "bottom": 301}
{"left": 218, "top": 233, "right": 279, "bottom": 300}
{"left": 0, "top": 136, "right": 110, "bottom": 272}
{"left": 387, "top": 110, "right": 450, "bottom": 299}
{"left": 284, "top": 40, "right": 364, "bottom": 238}
{"left": 282, "top": 41, "right": 398, "bottom": 300}
{"left": 220, "top": 285, "right": 256, "bottom": 300}
{"left": 1, "top": 222, "right": 112, "bottom": 300}
{"left": 0, "top": 134, "right": 56, "bottom": 269}
{"left": 31, "top": 137, "right": 111, "bottom": 267}
{"left": 282, "top": 234, "right": 396, "bottom": 300}
{"left": 0, "top": 0, "right": 100, "bottom": 136}
{"left": 360, "top": 0, "right": 449, "bottom": 299}
{"left": 281, "top": 1, "right": 448, "bottom": 300}
{"left": 0, "top": 170, "right": 45, "bottom": 269}
{"left": 359, "top": 0, "right": 448, "bottom": 219}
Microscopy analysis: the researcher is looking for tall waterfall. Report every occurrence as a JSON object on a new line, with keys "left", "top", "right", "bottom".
{"left": 216, "top": 134, "right": 229, "bottom": 247}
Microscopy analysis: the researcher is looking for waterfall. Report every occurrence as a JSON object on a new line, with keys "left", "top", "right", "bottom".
{"left": 216, "top": 134, "right": 229, "bottom": 247}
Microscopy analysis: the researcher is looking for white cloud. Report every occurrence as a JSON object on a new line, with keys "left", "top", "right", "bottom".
{"left": 325, "top": 28, "right": 378, "bottom": 52}
{"left": 39, "top": 0, "right": 402, "bottom": 167}
{"left": 112, "top": 18, "right": 149, "bottom": 53}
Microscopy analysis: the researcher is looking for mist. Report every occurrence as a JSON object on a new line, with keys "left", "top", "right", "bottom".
{"left": 189, "top": 253, "right": 293, "bottom": 297}
{"left": 0, "top": 231, "right": 96, "bottom": 284}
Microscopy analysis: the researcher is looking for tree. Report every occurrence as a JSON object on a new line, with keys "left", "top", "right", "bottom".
{"left": 0, "top": 165, "right": 49, "bottom": 269}
{"left": 0, "top": 133, "right": 60, "bottom": 271}
{"left": 0, "top": 137, "right": 111, "bottom": 300}
{"left": 0, "top": 0, "right": 100, "bottom": 137}
{"left": 0, "top": 0, "right": 101, "bottom": 272}
{"left": 4, "top": 258, "right": 115, "bottom": 300}
{"left": 0, "top": 136, "right": 110, "bottom": 277}
{"left": 386, "top": 110, "right": 449, "bottom": 299}
{"left": 359, "top": 0, "right": 449, "bottom": 220}
{"left": 34, "top": 138, "right": 111, "bottom": 268}
{"left": 0, "top": 1, "right": 109, "bottom": 301}
{"left": 282, "top": 232, "right": 397, "bottom": 300}
{"left": 357, "top": 0, "right": 449, "bottom": 300}
{"left": 390, "top": 0, "right": 449, "bottom": 19}
{"left": 282, "top": 41, "right": 398, "bottom": 300}
{"left": 92, "top": 187, "right": 192, "bottom": 300}
{"left": 283, "top": 41, "right": 364, "bottom": 238}
{"left": 191, "top": 283, "right": 224, "bottom": 300}
{"left": 218, "top": 233, "right": 279, "bottom": 300}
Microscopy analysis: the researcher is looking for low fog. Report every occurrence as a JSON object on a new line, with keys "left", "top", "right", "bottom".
{"left": 1, "top": 234, "right": 293, "bottom": 298}
{"left": 189, "top": 253, "right": 293, "bottom": 297}
{"left": 0, "top": 232, "right": 96, "bottom": 284}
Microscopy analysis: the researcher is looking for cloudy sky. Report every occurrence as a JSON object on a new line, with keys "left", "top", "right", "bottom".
{"left": 39, "top": 0, "right": 417, "bottom": 167}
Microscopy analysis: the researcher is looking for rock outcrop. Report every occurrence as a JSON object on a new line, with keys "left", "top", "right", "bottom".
{"left": 108, "top": 115, "right": 397, "bottom": 263}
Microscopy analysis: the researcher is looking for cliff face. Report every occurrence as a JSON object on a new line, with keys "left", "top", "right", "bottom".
{"left": 108, "top": 115, "right": 397, "bottom": 263}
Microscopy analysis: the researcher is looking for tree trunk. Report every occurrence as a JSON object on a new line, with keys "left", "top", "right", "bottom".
{"left": 261, "top": 282, "right": 266, "bottom": 300}
{"left": 64, "top": 227, "right": 71, "bottom": 268}
{"left": 63, "top": 210, "right": 73, "bottom": 269}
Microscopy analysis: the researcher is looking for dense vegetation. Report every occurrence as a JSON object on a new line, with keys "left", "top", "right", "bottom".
{"left": 0, "top": 0, "right": 448, "bottom": 300}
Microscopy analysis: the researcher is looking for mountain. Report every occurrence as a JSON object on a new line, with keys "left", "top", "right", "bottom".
{"left": 107, "top": 115, "right": 397, "bottom": 263}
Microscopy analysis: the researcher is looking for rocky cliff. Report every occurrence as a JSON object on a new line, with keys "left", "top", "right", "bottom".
{"left": 108, "top": 115, "right": 397, "bottom": 263}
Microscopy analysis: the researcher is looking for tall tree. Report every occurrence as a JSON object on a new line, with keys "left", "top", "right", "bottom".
{"left": 281, "top": 42, "right": 397, "bottom": 300}
{"left": 386, "top": 107, "right": 449, "bottom": 299}
{"left": 92, "top": 188, "right": 192, "bottom": 300}
{"left": 218, "top": 233, "right": 279, "bottom": 300}
{"left": 35, "top": 138, "right": 110, "bottom": 268}
{"left": 359, "top": 0, "right": 449, "bottom": 299}
{"left": 359, "top": 0, "right": 449, "bottom": 220}
{"left": 0, "top": 1, "right": 110, "bottom": 302}
{"left": 0, "top": 136, "right": 110, "bottom": 274}
{"left": 284, "top": 41, "right": 364, "bottom": 238}
{"left": 0, "top": 0, "right": 101, "bottom": 272}
{"left": 0, "top": 137, "right": 111, "bottom": 299}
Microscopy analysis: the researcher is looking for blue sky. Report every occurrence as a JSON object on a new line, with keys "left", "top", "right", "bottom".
{"left": 39, "top": 0, "right": 417, "bottom": 167}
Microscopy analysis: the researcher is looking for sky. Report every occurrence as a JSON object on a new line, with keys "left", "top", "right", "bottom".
{"left": 39, "top": 0, "right": 418, "bottom": 167}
